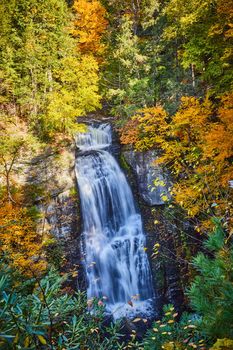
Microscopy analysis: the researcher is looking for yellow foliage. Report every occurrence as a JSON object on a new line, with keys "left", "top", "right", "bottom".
{"left": 37, "top": 335, "right": 47, "bottom": 345}
{"left": 72, "top": 0, "right": 108, "bottom": 56}
{"left": 120, "top": 106, "right": 168, "bottom": 151}
{"left": 210, "top": 338, "right": 233, "bottom": 350}
{"left": 45, "top": 54, "right": 101, "bottom": 136}
{"left": 209, "top": 0, "right": 233, "bottom": 39}
{"left": 120, "top": 94, "right": 233, "bottom": 232}
{"left": 0, "top": 203, "right": 46, "bottom": 276}
{"left": 162, "top": 341, "right": 183, "bottom": 350}
{"left": 203, "top": 93, "right": 233, "bottom": 186}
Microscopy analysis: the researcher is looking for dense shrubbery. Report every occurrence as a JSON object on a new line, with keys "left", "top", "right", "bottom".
{"left": 0, "top": 222, "right": 232, "bottom": 349}
{"left": 187, "top": 219, "right": 233, "bottom": 339}
{"left": 141, "top": 220, "right": 233, "bottom": 350}
{"left": 0, "top": 263, "right": 122, "bottom": 349}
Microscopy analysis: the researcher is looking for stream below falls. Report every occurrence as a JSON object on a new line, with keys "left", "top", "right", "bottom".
{"left": 75, "top": 123, "right": 154, "bottom": 319}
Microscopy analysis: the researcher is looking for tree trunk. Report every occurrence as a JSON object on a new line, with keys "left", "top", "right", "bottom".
{"left": 6, "top": 171, "right": 12, "bottom": 203}
{"left": 191, "top": 63, "right": 196, "bottom": 89}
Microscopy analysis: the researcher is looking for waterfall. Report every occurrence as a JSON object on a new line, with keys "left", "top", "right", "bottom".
{"left": 75, "top": 123, "right": 154, "bottom": 319}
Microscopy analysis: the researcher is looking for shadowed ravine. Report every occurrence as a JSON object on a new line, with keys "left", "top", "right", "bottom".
{"left": 75, "top": 124, "right": 154, "bottom": 319}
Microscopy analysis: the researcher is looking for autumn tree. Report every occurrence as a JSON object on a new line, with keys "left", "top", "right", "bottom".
{"left": 202, "top": 93, "right": 233, "bottom": 188}
{"left": 0, "top": 203, "right": 46, "bottom": 276}
{"left": 42, "top": 52, "right": 101, "bottom": 137}
{"left": 158, "top": 95, "right": 233, "bottom": 229}
{"left": 0, "top": 116, "right": 36, "bottom": 203}
{"left": 163, "top": 0, "right": 233, "bottom": 93}
{"left": 72, "top": 0, "right": 108, "bottom": 56}
{"left": 120, "top": 106, "right": 168, "bottom": 150}
{"left": 120, "top": 94, "right": 233, "bottom": 232}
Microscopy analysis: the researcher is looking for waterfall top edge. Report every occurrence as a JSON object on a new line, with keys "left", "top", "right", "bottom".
{"left": 76, "top": 123, "right": 112, "bottom": 151}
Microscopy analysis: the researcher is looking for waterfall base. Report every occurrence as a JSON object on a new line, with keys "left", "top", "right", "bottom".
{"left": 106, "top": 299, "right": 155, "bottom": 320}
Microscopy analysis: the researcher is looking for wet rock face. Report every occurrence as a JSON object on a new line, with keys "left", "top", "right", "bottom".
{"left": 14, "top": 143, "right": 85, "bottom": 290}
{"left": 121, "top": 146, "right": 187, "bottom": 315}
{"left": 144, "top": 206, "right": 186, "bottom": 314}
{"left": 33, "top": 147, "right": 86, "bottom": 290}
{"left": 24, "top": 146, "right": 78, "bottom": 238}
{"left": 37, "top": 187, "right": 86, "bottom": 290}
{"left": 123, "top": 149, "right": 171, "bottom": 206}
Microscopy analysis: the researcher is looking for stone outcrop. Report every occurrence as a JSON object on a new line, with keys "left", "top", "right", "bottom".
{"left": 13, "top": 143, "right": 85, "bottom": 289}
{"left": 123, "top": 149, "right": 171, "bottom": 206}
{"left": 121, "top": 145, "right": 190, "bottom": 315}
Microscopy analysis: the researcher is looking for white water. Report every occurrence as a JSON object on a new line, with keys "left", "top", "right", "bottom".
{"left": 75, "top": 124, "right": 154, "bottom": 319}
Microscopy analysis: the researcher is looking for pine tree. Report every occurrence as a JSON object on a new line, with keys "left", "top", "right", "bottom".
{"left": 0, "top": 0, "right": 102, "bottom": 138}
{"left": 187, "top": 219, "right": 233, "bottom": 338}
{"left": 105, "top": 15, "right": 152, "bottom": 117}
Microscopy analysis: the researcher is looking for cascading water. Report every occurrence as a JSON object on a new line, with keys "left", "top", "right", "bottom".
{"left": 75, "top": 123, "right": 154, "bottom": 319}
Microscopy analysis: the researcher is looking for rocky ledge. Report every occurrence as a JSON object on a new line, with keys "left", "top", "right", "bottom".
{"left": 123, "top": 149, "right": 171, "bottom": 206}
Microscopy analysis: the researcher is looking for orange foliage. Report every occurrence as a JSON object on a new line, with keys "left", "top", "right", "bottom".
{"left": 171, "top": 96, "right": 212, "bottom": 141}
{"left": 120, "top": 94, "right": 233, "bottom": 232}
{"left": 163, "top": 95, "right": 232, "bottom": 230}
{"left": 0, "top": 203, "right": 46, "bottom": 276}
{"left": 72, "top": 0, "right": 108, "bottom": 56}
{"left": 120, "top": 106, "right": 168, "bottom": 151}
{"left": 216, "top": 0, "right": 233, "bottom": 39}
{"left": 203, "top": 94, "right": 233, "bottom": 161}
{"left": 120, "top": 118, "right": 140, "bottom": 146}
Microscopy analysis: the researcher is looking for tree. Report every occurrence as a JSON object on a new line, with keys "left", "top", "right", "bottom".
{"left": 72, "top": 0, "right": 108, "bottom": 56}
{"left": 120, "top": 106, "right": 168, "bottom": 150}
{"left": 187, "top": 219, "right": 233, "bottom": 338}
{"left": 0, "top": 204, "right": 46, "bottom": 276}
{"left": 42, "top": 53, "right": 101, "bottom": 137}
{"left": 105, "top": 15, "right": 152, "bottom": 117}
{"left": 0, "top": 0, "right": 72, "bottom": 121}
{"left": 0, "top": 0, "right": 102, "bottom": 139}
{"left": 163, "top": 0, "right": 233, "bottom": 94}
{"left": 103, "top": 0, "right": 160, "bottom": 31}
{"left": 120, "top": 94, "right": 233, "bottom": 232}
{"left": 0, "top": 116, "right": 35, "bottom": 203}
{"left": 158, "top": 95, "right": 233, "bottom": 229}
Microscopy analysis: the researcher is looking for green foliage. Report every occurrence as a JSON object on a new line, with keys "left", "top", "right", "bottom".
{"left": 187, "top": 220, "right": 233, "bottom": 339}
{"left": 105, "top": 15, "right": 153, "bottom": 117}
{"left": 43, "top": 238, "right": 66, "bottom": 269}
{"left": 119, "top": 154, "right": 131, "bottom": 171}
{"left": 164, "top": 0, "right": 233, "bottom": 93}
{"left": 0, "top": 262, "right": 122, "bottom": 349}
{"left": 143, "top": 304, "right": 207, "bottom": 350}
{"left": 0, "top": 0, "right": 101, "bottom": 139}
